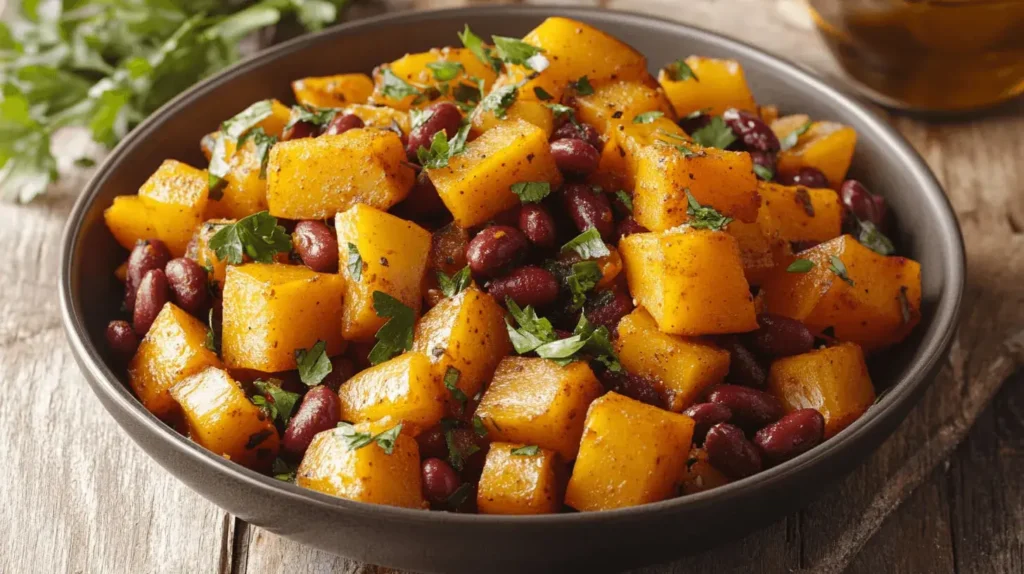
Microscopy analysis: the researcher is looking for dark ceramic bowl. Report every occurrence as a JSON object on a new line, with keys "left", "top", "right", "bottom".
{"left": 59, "top": 6, "right": 964, "bottom": 573}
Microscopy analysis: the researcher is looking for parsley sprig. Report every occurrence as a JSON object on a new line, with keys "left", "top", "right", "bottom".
{"left": 208, "top": 211, "right": 292, "bottom": 265}
{"left": 504, "top": 299, "right": 621, "bottom": 370}
{"left": 666, "top": 59, "right": 700, "bottom": 82}
{"left": 510, "top": 181, "right": 551, "bottom": 203}
{"left": 252, "top": 379, "right": 300, "bottom": 427}
{"left": 437, "top": 266, "right": 472, "bottom": 298}
{"left": 562, "top": 228, "right": 611, "bottom": 259}
{"left": 295, "top": 340, "right": 332, "bottom": 386}
{"left": 691, "top": 116, "right": 737, "bottom": 149}
{"left": 368, "top": 291, "right": 415, "bottom": 365}
{"left": 417, "top": 123, "right": 471, "bottom": 169}
{"left": 685, "top": 191, "right": 733, "bottom": 231}
{"left": 337, "top": 422, "right": 403, "bottom": 455}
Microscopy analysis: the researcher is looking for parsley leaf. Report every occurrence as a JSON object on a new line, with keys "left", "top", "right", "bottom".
{"left": 222, "top": 100, "right": 274, "bottom": 139}
{"left": 437, "top": 266, "right": 472, "bottom": 298}
{"left": 237, "top": 127, "right": 277, "bottom": 179}
{"left": 479, "top": 84, "right": 519, "bottom": 119}
{"left": 562, "top": 228, "right": 611, "bottom": 259}
{"left": 566, "top": 261, "right": 602, "bottom": 309}
{"left": 533, "top": 87, "right": 554, "bottom": 101}
{"left": 209, "top": 100, "right": 276, "bottom": 191}
{"left": 368, "top": 291, "right": 415, "bottom": 365}
{"left": 546, "top": 103, "right": 579, "bottom": 127}
{"left": 666, "top": 59, "right": 699, "bottom": 82}
{"left": 294, "top": 340, "right": 332, "bottom": 386}
{"left": 574, "top": 314, "right": 622, "bottom": 372}
{"left": 828, "top": 255, "right": 855, "bottom": 286}
{"left": 615, "top": 190, "right": 633, "bottom": 213}
{"left": 443, "top": 366, "right": 467, "bottom": 414}
{"left": 458, "top": 25, "right": 502, "bottom": 73}
{"left": 685, "top": 190, "right": 733, "bottom": 231}
{"left": 426, "top": 61, "right": 464, "bottom": 82}
{"left": 504, "top": 298, "right": 558, "bottom": 354}
{"left": 447, "top": 482, "right": 474, "bottom": 507}
{"left": 372, "top": 423, "right": 403, "bottom": 455}
{"left": 272, "top": 458, "right": 296, "bottom": 482}
{"left": 472, "top": 416, "right": 488, "bottom": 437}
{"left": 510, "top": 181, "right": 551, "bottom": 203}
{"left": 336, "top": 421, "right": 404, "bottom": 454}
{"left": 409, "top": 108, "right": 434, "bottom": 131}
{"left": 786, "top": 259, "right": 815, "bottom": 273}
{"left": 380, "top": 67, "right": 421, "bottom": 100}
{"left": 445, "top": 427, "right": 480, "bottom": 471}
{"left": 858, "top": 220, "right": 895, "bottom": 256}
{"left": 417, "top": 123, "right": 471, "bottom": 169}
{"left": 571, "top": 76, "right": 595, "bottom": 96}
{"left": 252, "top": 379, "right": 300, "bottom": 427}
{"left": 504, "top": 300, "right": 621, "bottom": 369}
{"left": 345, "top": 242, "right": 363, "bottom": 281}
{"left": 633, "top": 111, "right": 665, "bottom": 124}
{"left": 208, "top": 211, "right": 292, "bottom": 265}
{"left": 779, "top": 120, "right": 813, "bottom": 151}
{"left": 654, "top": 129, "right": 698, "bottom": 157}
{"left": 510, "top": 445, "right": 540, "bottom": 456}
{"left": 284, "top": 106, "right": 338, "bottom": 132}
{"left": 753, "top": 163, "right": 774, "bottom": 181}
{"left": 204, "top": 308, "right": 219, "bottom": 353}
{"left": 691, "top": 116, "right": 737, "bottom": 149}
{"left": 492, "top": 36, "right": 547, "bottom": 71}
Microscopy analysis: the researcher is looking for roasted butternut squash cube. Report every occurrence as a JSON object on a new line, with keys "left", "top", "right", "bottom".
{"left": 658, "top": 56, "right": 757, "bottom": 117}
{"left": 470, "top": 99, "right": 554, "bottom": 139}
{"left": 476, "top": 357, "right": 604, "bottom": 460}
{"left": 427, "top": 119, "right": 561, "bottom": 228}
{"left": 726, "top": 219, "right": 786, "bottom": 286}
{"left": 335, "top": 204, "right": 431, "bottom": 341}
{"left": 760, "top": 235, "right": 922, "bottom": 351}
{"left": 768, "top": 343, "right": 875, "bottom": 438}
{"left": 221, "top": 264, "right": 346, "bottom": 372}
{"left": 341, "top": 104, "right": 411, "bottom": 135}
{"left": 681, "top": 447, "right": 731, "bottom": 495}
{"left": 292, "top": 74, "right": 374, "bottom": 109}
{"left": 620, "top": 227, "right": 758, "bottom": 335}
{"left": 633, "top": 143, "right": 760, "bottom": 229}
{"left": 575, "top": 80, "right": 676, "bottom": 138}
{"left": 258, "top": 99, "right": 292, "bottom": 138}
{"left": 336, "top": 352, "right": 445, "bottom": 434}
{"left": 615, "top": 308, "right": 730, "bottom": 412}
{"left": 186, "top": 219, "right": 233, "bottom": 285}
{"left": 170, "top": 366, "right": 279, "bottom": 471}
{"left": 369, "top": 47, "right": 497, "bottom": 110}
{"left": 565, "top": 392, "right": 695, "bottom": 511}
{"left": 297, "top": 421, "right": 426, "bottom": 508}
{"left": 757, "top": 181, "right": 842, "bottom": 244}
{"left": 591, "top": 117, "right": 688, "bottom": 192}
{"left": 134, "top": 160, "right": 210, "bottom": 256}
{"left": 773, "top": 117, "right": 857, "bottom": 188}
{"left": 266, "top": 129, "right": 414, "bottom": 220}
{"left": 129, "top": 303, "right": 222, "bottom": 420}
{"left": 105, "top": 196, "right": 159, "bottom": 252}
{"left": 203, "top": 138, "right": 269, "bottom": 220}
{"left": 413, "top": 287, "right": 512, "bottom": 402}
{"left": 477, "top": 443, "right": 563, "bottom": 515}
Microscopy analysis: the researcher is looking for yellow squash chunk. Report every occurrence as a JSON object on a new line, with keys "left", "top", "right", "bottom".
{"left": 658, "top": 56, "right": 757, "bottom": 117}
{"left": 204, "top": 138, "right": 269, "bottom": 220}
{"left": 681, "top": 447, "right": 731, "bottom": 495}
{"left": 575, "top": 80, "right": 676, "bottom": 138}
{"left": 341, "top": 104, "right": 411, "bottom": 135}
{"left": 470, "top": 99, "right": 554, "bottom": 139}
{"left": 476, "top": 357, "right": 604, "bottom": 460}
{"left": 266, "top": 129, "right": 414, "bottom": 220}
{"left": 427, "top": 119, "right": 561, "bottom": 228}
{"left": 335, "top": 204, "right": 431, "bottom": 341}
{"left": 620, "top": 227, "right": 758, "bottom": 335}
{"left": 633, "top": 143, "right": 760, "bottom": 229}
{"left": 773, "top": 116, "right": 857, "bottom": 188}
{"left": 221, "top": 263, "right": 346, "bottom": 372}
{"left": 105, "top": 196, "right": 158, "bottom": 252}
{"left": 477, "top": 443, "right": 563, "bottom": 515}
{"left": 259, "top": 100, "right": 292, "bottom": 138}
{"left": 134, "top": 160, "right": 210, "bottom": 256}
{"left": 129, "top": 303, "right": 222, "bottom": 420}
{"left": 768, "top": 343, "right": 875, "bottom": 438}
{"left": 186, "top": 219, "right": 233, "bottom": 285}
{"left": 590, "top": 117, "right": 687, "bottom": 192}
{"left": 336, "top": 352, "right": 445, "bottom": 434}
{"left": 565, "top": 392, "right": 695, "bottom": 511}
{"left": 726, "top": 219, "right": 786, "bottom": 286}
{"left": 369, "top": 47, "right": 497, "bottom": 110}
{"left": 615, "top": 308, "right": 730, "bottom": 412}
{"left": 412, "top": 287, "right": 512, "bottom": 402}
{"left": 292, "top": 74, "right": 374, "bottom": 109}
{"left": 757, "top": 181, "right": 842, "bottom": 244}
{"left": 170, "top": 366, "right": 279, "bottom": 471}
{"left": 297, "top": 421, "right": 425, "bottom": 508}
{"left": 760, "top": 235, "right": 922, "bottom": 351}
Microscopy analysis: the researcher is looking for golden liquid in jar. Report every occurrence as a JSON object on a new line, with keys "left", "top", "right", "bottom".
{"left": 808, "top": 0, "right": 1024, "bottom": 112}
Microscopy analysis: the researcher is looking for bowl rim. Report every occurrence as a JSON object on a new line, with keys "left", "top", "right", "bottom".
{"left": 59, "top": 4, "right": 965, "bottom": 526}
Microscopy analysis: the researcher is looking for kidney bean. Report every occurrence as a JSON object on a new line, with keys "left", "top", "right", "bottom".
{"left": 164, "top": 258, "right": 209, "bottom": 316}
{"left": 406, "top": 101, "right": 462, "bottom": 160}
{"left": 678, "top": 112, "right": 712, "bottom": 135}
{"left": 551, "top": 121, "right": 602, "bottom": 150}
{"left": 126, "top": 239, "right": 171, "bottom": 313}
{"left": 585, "top": 289, "right": 634, "bottom": 331}
{"left": 421, "top": 458, "right": 461, "bottom": 505}
{"left": 105, "top": 320, "right": 139, "bottom": 357}
{"left": 282, "top": 120, "right": 318, "bottom": 141}
{"left": 518, "top": 203, "right": 557, "bottom": 248}
{"left": 840, "top": 179, "right": 881, "bottom": 225}
{"left": 707, "top": 385, "right": 784, "bottom": 430}
{"left": 615, "top": 217, "right": 648, "bottom": 242}
{"left": 551, "top": 138, "right": 600, "bottom": 176}
{"left": 778, "top": 167, "right": 829, "bottom": 189}
{"left": 292, "top": 220, "right": 339, "bottom": 273}
{"left": 684, "top": 402, "right": 734, "bottom": 444}
{"left": 598, "top": 370, "right": 666, "bottom": 408}
{"left": 487, "top": 266, "right": 559, "bottom": 307}
{"left": 754, "top": 409, "right": 825, "bottom": 465}
{"left": 720, "top": 337, "right": 767, "bottom": 388}
{"left": 466, "top": 225, "right": 528, "bottom": 277}
{"left": 323, "top": 113, "right": 364, "bottom": 136}
{"left": 564, "top": 183, "right": 615, "bottom": 241}
{"left": 723, "top": 108, "right": 780, "bottom": 152}
{"left": 705, "top": 423, "right": 763, "bottom": 479}
{"left": 281, "top": 385, "right": 341, "bottom": 460}
{"left": 133, "top": 269, "right": 169, "bottom": 336}
{"left": 871, "top": 194, "right": 888, "bottom": 225}
{"left": 749, "top": 313, "right": 815, "bottom": 358}
{"left": 749, "top": 150, "right": 777, "bottom": 180}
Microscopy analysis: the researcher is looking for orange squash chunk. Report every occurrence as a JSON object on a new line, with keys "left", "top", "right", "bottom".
{"left": 773, "top": 116, "right": 857, "bottom": 188}
{"left": 292, "top": 73, "right": 374, "bottom": 109}
{"left": 336, "top": 352, "right": 445, "bottom": 435}
{"left": 658, "top": 56, "right": 757, "bottom": 117}
{"left": 757, "top": 181, "right": 842, "bottom": 244}
{"left": 680, "top": 447, "right": 731, "bottom": 495}
{"left": 186, "top": 219, "right": 233, "bottom": 285}
{"left": 590, "top": 117, "right": 688, "bottom": 192}
{"left": 574, "top": 80, "right": 677, "bottom": 138}
{"left": 203, "top": 137, "right": 269, "bottom": 220}
{"left": 477, "top": 443, "right": 563, "bottom": 515}
{"left": 470, "top": 99, "right": 554, "bottom": 139}
{"left": 369, "top": 47, "right": 497, "bottom": 110}
{"left": 726, "top": 219, "right": 787, "bottom": 287}
{"left": 104, "top": 196, "right": 159, "bottom": 253}
{"left": 132, "top": 160, "right": 210, "bottom": 256}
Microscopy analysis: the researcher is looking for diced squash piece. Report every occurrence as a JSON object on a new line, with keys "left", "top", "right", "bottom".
{"left": 186, "top": 219, "right": 233, "bottom": 285}
{"left": 681, "top": 447, "right": 731, "bottom": 495}
{"left": 134, "top": 160, "right": 210, "bottom": 256}
{"left": 259, "top": 100, "right": 292, "bottom": 138}
{"left": 633, "top": 143, "right": 760, "bottom": 229}
{"left": 412, "top": 287, "right": 512, "bottom": 402}
{"left": 476, "top": 357, "right": 604, "bottom": 460}
{"left": 221, "top": 264, "right": 346, "bottom": 372}
{"left": 369, "top": 47, "right": 497, "bottom": 110}
{"left": 477, "top": 443, "right": 563, "bottom": 515}
{"left": 658, "top": 56, "right": 757, "bottom": 117}
{"left": 336, "top": 352, "right": 445, "bottom": 434}
{"left": 335, "top": 204, "right": 431, "bottom": 341}
{"left": 726, "top": 219, "right": 785, "bottom": 286}
{"left": 768, "top": 343, "right": 875, "bottom": 438}
{"left": 620, "top": 227, "right": 758, "bottom": 335}
{"left": 757, "top": 181, "right": 842, "bottom": 244}
{"left": 615, "top": 308, "right": 730, "bottom": 412}
{"left": 292, "top": 74, "right": 374, "bottom": 109}
{"left": 470, "top": 99, "right": 554, "bottom": 139}
{"left": 759, "top": 104, "right": 780, "bottom": 125}
{"left": 760, "top": 235, "right": 922, "bottom": 351}
{"left": 500, "top": 17, "right": 649, "bottom": 103}
{"left": 170, "top": 366, "right": 279, "bottom": 471}
{"left": 773, "top": 117, "right": 857, "bottom": 188}
{"left": 114, "top": 261, "right": 128, "bottom": 282}
{"left": 341, "top": 104, "right": 411, "bottom": 135}
{"left": 427, "top": 119, "right": 561, "bottom": 228}
{"left": 565, "top": 392, "right": 695, "bottom": 511}
{"left": 591, "top": 117, "right": 687, "bottom": 192}
{"left": 105, "top": 196, "right": 158, "bottom": 252}
{"left": 129, "top": 303, "right": 222, "bottom": 420}
{"left": 297, "top": 421, "right": 426, "bottom": 508}
{"left": 266, "top": 129, "right": 414, "bottom": 220}
{"left": 204, "top": 138, "right": 269, "bottom": 220}
{"left": 575, "top": 80, "right": 676, "bottom": 138}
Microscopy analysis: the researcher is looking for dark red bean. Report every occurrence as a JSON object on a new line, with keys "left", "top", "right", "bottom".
{"left": 707, "top": 385, "right": 784, "bottom": 430}
{"left": 126, "top": 240, "right": 171, "bottom": 313}
{"left": 487, "top": 266, "right": 559, "bottom": 307}
{"left": 563, "top": 183, "right": 615, "bottom": 241}
{"left": 722, "top": 108, "right": 780, "bottom": 152}
{"left": 133, "top": 269, "right": 169, "bottom": 336}
{"left": 282, "top": 120, "right": 318, "bottom": 141}
{"left": 465, "top": 225, "right": 528, "bottom": 277}
{"left": 550, "top": 138, "right": 600, "bottom": 176}
{"left": 598, "top": 370, "right": 666, "bottom": 408}
{"left": 551, "top": 121, "right": 601, "bottom": 150}
{"left": 705, "top": 423, "right": 763, "bottom": 479}
{"left": 778, "top": 167, "right": 829, "bottom": 189}
{"left": 406, "top": 102, "right": 462, "bottom": 160}
{"left": 840, "top": 179, "right": 880, "bottom": 225}
{"left": 749, "top": 150, "right": 777, "bottom": 181}
{"left": 164, "top": 258, "right": 209, "bottom": 316}
{"left": 318, "top": 356, "right": 355, "bottom": 393}
{"left": 518, "top": 203, "right": 557, "bottom": 248}
{"left": 323, "top": 113, "right": 364, "bottom": 136}
{"left": 292, "top": 220, "right": 339, "bottom": 273}
{"left": 105, "top": 320, "right": 139, "bottom": 357}
{"left": 871, "top": 193, "right": 888, "bottom": 225}
{"left": 615, "top": 217, "right": 648, "bottom": 242}
{"left": 684, "top": 402, "right": 734, "bottom": 444}
{"left": 422, "top": 458, "right": 461, "bottom": 505}
{"left": 281, "top": 386, "right": 341, "bottom": 460}
{"left": 678, "top": 112, "right": 712, "bottom": 135}
{"left": 416, "top": 425, "right": 449, "bottom": 460}
{"left": 584, "top": 289, "right": 634, "bottom": 331}
{"left": 720, "top": 337, "right": 768, "bottom": 388}
{"left": 754, "top": 409, "right": 825, "bottom": 465}
{"left": 749, "top": 314, "right": 815, "bottom": 358}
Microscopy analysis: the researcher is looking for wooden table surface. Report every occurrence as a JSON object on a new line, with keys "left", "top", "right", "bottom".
{"left": 3, "top": 0, "right": 1022, "bottom": 572}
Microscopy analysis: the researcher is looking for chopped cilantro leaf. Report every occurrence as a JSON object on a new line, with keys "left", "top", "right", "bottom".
{"left": 753, "top": 163, "right": 774, "bottom": 181}
{"left": 284, "top": 105, "right": 338, "bottom": 132}
{"left": 858, "top": 220, "right": 895, "bottom": 256}
{"left": 492, "top": 36, "right": 546, "bottom": 70}
{"left": 533, "top": 87, "right": 554, "bottom": 101}
{"left": 294, "top": 340, "right": 331, "bottom": 386}
{"left": 786, "top": 259, "right": 815, "bottom": 273}
{"left": 417, "top": 123, "right": 471, "bottom": 169}
{"left": 566, "top": 260, "right": 602, "bottom": 309}
{"left": 685, "top": 190, "right": 732, "bottom": 231}
{"left": 443, "top": 367, "right": 467, "bottom": 414}
{"left": 691, "top": 116, "right": 737, "bottom": 149}
{"left": 633, "top": 111, "right": 665, "bottom": 124}
{"left": 479, "top": 83, "right": 518, "bottom": 119}
{"left": 472, "top": 416, "right": 488, "bottom": 437}
{"left": 511, "top": 181, "right": 551, "bottom": 203}
{"left": 666, "top": 59, "right": 699, "bottom": 82}
{"left": 368, "top": 291, "right": 415, "bottom": 365}
{"left": 779, "top": 120, "right": 813, "bottom": 151}
{"left": 208, "top": 211, "right": 292, "bottom": 265}
{"left": 828, "top": 255, "right": 855, "bottom": 286}
{"left": 346, "top": 242, "right": 363, "bottom": 281}
{"left": 571, "top": 76, "right": 594, "bottom": 95}
{"left": 458, "top": 25, "right": 502, "bottom": 73}
{"left": 426, "top": 61, "right": 464, "bottom": 82}
{"left": 510, "top": 445, "right": 540, "bottom": 456}
{"left": 615, "top": 190, "right": 633, "bottom": 213}
{"left": 380, "top": 67, "right": 421, "bottom": 100}
{"left": 437, "top": 266, "right": 472, "bottom": 297}
{"left": 252, "top": 379, "right": 300, "bottom": 427}
{"left": 561, "top": 228, "right": 610, "bottom": 259}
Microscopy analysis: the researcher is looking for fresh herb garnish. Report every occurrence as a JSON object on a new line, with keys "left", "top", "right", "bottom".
{"left": 666, "top": 59, "right": 699, "bottom": 82}
{"left": 208, "top": 100, "right": 276, "bottom": 191}
{"left": 504, "top": 298, "right": 558, "bottom": 354}
{"left": 510, "top": 445, "right": 540, "bottom": 456}
{"left": 445, "top": 428, "right": 480, "bottom": 471}
{"left": 237, "top": 127, "right": 277, "bottom": 179}
{"left": 858, "top": 220, "right": 895, "bottom": 256}
{"left": 208, "top": 211, "right": 292, "bottom": 265}
{"left": 284, "top": 106, "right": 338, "bottom": 132}
{"left": 472, "top": 416, "right": 488, "bottom": 437}
{"left": 252, "top": 379, "right": 300, "bottom": 427}
{"left": 409, "top": 109, "right": 434, "bottom": 131}
{"left": 566, "top": 260, "right": 602, "bottom": 309}
{"left": 272, "top": 458, "right": 296, "bottom": 482}
{"left": 779, "top": 120, "right": 813, "bottom": 151}
{"left": 633, "top": 111, "right": 665, "bottom": 124}
{"left": 533, "top": 87, "right": 554, "bottom": 101}
{"left": 561, "top": 228, "right": 610, "bottom": 259}
{"left": 204, "top": 308, "right": 218, "bottom": 353}
{"left": 443, "top": 366, "right": 467, "bottom": 414}
{"left": 753, "top": 163, "right": 774, "bottom": 181}
{"left": 786, "top": 259, "right": 815, "bottom": 273}
{"left": 417, "top": 123, "right": 471, "bottom": 169}
{"left": 380, "top": 68, "right": 421, "bottom": 101}
{"left": 336, "top": 421, "right": 403, "bottom": 454}
{"left": 511, "top": 181, "right": 551, "bottom": 203}
{"left": 546, "top": 103, "right": 578, "bottom": 126}
{"left": 685, "top": 191, "right": 733, "bottom": 231}
{"left": 655, "top": 129, "right": 698, "bottom": 157}
{"left": 828, "top": 255, "right": 855, "bottom": 286}
{"left": 898, "top": 286, "right": 911, "bottom": 324}
{"left": 458, "top": 25, "right": 502, "bottom": 73}
{"left": 294, "top": 340, "right": 332, "bottom": 386}
{"left": 492, "top": 36, "right": 548, "bottom": 71}
{"left": 615, "top": 190, "right": 633, "bottom": 213}
{"left": 437, "top": 266, "right": 472, "bottom": 298}
{"left": 571, "top": 76, "right": 595, "bottom": 96}
{"left": 504, "top": 300, "right": 620, "bottom": 369}
{"left": 346, "top": 242, "right": 363, "bottom": 281}
{"left": 368, "top": 291, "right": 415, "bottom": 365}
{"left": 691, "top": 116, "right": 737, "bottom": 149}
{"left": 426, "top": 61, "right": 465, "bottom": 82}
{"left": 447, "top": 482, "right": 474, "bottom": 508}
{"left": 479, "top": 84, "right": 519, "bottom": 119}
